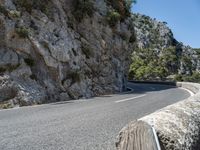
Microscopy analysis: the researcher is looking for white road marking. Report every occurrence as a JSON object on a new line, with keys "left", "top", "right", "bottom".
{"left": 115, "top": 94, "right": 146, "bottom": 103}
{"left": 179, "top": 87, "right": 195, "bottom": 96}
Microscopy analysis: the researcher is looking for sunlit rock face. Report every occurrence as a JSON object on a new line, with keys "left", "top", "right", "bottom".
{"left": 0, "top": 0, "right": 135, "bottom": 107}
{"left": 132, "top": 13, "right": 200, "bottom": 75}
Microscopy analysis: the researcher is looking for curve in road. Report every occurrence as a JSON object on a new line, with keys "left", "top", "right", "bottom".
{"left": 0, "top": 83, "right": 190, "bottom": 150}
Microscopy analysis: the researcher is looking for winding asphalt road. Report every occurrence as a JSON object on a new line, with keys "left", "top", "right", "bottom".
{"left": 0, "top": 83, "right": 190, "bottom": 150}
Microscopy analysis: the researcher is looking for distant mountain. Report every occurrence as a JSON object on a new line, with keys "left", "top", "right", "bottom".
{"left": 129, "top": 13, "right": 200, "bottom": 81}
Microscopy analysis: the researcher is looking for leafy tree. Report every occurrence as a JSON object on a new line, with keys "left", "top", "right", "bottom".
{"left": 129, "top": 46, "right": 178, "bottom": 80}
{"left": 125, "top": 0, "right": 136, "bottom": 12}
{"left": 106, "top": 0, "right": 136, "bottom": 18}
{"left": 107, "top": 11, "right": 121, "bottom": 27}
{"left": 159, "top": 46, "right": 178, "bottom": 73}
{"left": 174, "top": 71, "right": 200, "bottom": 83}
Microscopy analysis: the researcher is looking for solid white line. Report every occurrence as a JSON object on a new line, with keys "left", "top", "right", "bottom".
{"left": 152, "top": 126, "right": 161, "bottom": 150}
{"left": 179, "top": 87, "right": 195, "bottom": 96}
{"left": 115, "top": 94, "right": 146, "bottom": 103}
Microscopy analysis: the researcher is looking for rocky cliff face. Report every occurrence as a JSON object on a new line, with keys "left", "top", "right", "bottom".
{"left": 131, "top": 13, "right": 200, "bottom": 79}
{"left": 0, "top": 0, "right": 135, "bottom": 108}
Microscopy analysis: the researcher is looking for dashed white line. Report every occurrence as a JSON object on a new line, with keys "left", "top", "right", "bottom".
{"left": 115, "top": 94, "right": 147, "bottom": 103}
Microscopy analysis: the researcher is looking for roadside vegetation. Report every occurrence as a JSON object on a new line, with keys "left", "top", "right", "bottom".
{"left": 129, "top": 46, "right": 178, "bottom": 80}
{"left": 129, "top": 13, "right": 200, "bottom": 83}
{"left": 129, "top": 46, "right": 200, "bottom": 83}
{"left": 174, "top": 72, "right": 200, "bottom": 83}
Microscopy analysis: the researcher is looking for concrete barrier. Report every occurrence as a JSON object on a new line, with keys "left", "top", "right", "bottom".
{"left": 116, "top": 82, "right": 200, "bottom": 150}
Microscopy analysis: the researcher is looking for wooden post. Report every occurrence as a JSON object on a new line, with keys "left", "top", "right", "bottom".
{"left": 116, "top": 121, "right": 159, "bottom": 150}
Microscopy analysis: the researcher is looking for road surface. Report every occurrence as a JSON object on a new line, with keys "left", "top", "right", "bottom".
{"left": 0, "top": 83, "right": 190, "bottom": 150}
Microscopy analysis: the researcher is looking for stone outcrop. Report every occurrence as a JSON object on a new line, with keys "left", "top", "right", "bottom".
{"left": 0, "top": 0, "right": 135, "bottom": 107}
{"left": 0, "top": 75, "right": 46, "bottom": 108}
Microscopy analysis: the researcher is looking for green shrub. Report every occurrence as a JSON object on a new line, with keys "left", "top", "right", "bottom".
{"left": 118, "top": 32, "right": 129, "bottom": 41}
{"left": 183, "top": 72, "right": 200, "bottom": 83}
{"left": 81, "top": 44, "right": 93, "bottom": 59}
{"left": 174, "top": 72, "right": 200, "bottom": 83}
{"left": 129, "top": 47, "right": 178, "bottom": 80}
{"left": 174, "top": 74, "right": 183, "bottom": 82}
{"left": 14, "top": 0, "right": 32, "bottom": 13}
{"left": 7, "top": 64, "right": 20, "bottom": 72}
{"left": 14, "top": 0, "right": 52, "bottom": 17}
{"left": 124, "top": 0, "right": 136, "bottom": 16}
{"left": 0, "top": 102, "right": 13, "bottom": 109}
{"left": 68, "top": 71, "right": 81, "bottom": 83}
{"left": 107, "top": 11, "right": 121, "bottom": 27}
{"left": 30, "top": 74, "right": 37, "bottom": 81}
{"left": 9, "top": 10, "right": 21, "bottom": 18}
{"left": 129, "top": 33, "right": 136, "bottom": 43}
{"left": 106, "top": 0, "right": 136, "bottom": 18}
{"left": 0, "top": 5, "right": 9, "bottom": 16}
{"left": 72, "top": 0, "right": 94, "bottom": 22}
{"left": 0, "top": 64, "right": 20, "bottom": 73}
{"left": 194, "top": 48, "right": 200, "bottom": 55}
{"left": 0, "top": 67, "right": 6, "bottom": 73}
{"left": 24, "top": 58, "right": 34, "bottom": 67}
{"left": 16, "top": 27, "right": 30, "bottom": 38}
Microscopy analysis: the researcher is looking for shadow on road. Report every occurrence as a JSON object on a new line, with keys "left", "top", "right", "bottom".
{"left": 126, "top": 82, "right": 177, "bottom": 94}
{"left": 50, "top": 81, "right": 177, "bottom": 105}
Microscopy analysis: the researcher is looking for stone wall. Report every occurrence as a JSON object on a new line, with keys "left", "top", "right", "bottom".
{"left": 116, "top": 82, "right": 200, "bottom": 150}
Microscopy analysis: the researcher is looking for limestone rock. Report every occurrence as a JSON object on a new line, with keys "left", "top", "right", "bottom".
{"left": 0, "top": 75, "right": 46, "bottom": 108}
{"left": 0, "top": 0, "right": 135, "bottom": 107}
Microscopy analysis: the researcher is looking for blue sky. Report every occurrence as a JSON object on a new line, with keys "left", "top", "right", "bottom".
{"left": 132, "top": 0, "right": 200, "bottom": 48}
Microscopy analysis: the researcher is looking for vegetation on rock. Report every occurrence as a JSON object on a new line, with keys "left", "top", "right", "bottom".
{"left": 72, "top": 0, "right": 95, "bottom": 22}
{"left": 129, "top": 47, "right": 178, "bottom": 80}
{"left": 175, "top": 72, "right": 200, "bottom": 83}
{"left": 106, "top": 0, "right": 136, "bottom": 18}
{"left": 16, "top": 27, "right": 30, "bottom": 38}
{"left": 14, "top": 0, "right": 53, "bottom": 17}
{"left": 0, "top": 5, "right": 8, "bottom": 16}
{"left": 106, "top": 11, "right": 121, "bottom": 27}
{"left": 24, "top": 58, "right": 35, "bottom": 67}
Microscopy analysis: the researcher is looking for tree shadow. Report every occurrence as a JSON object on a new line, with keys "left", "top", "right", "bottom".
{"left": 50, "top": 81, "right": 178, "bottom": 105}
{"left": 125, "top": 81, "right": 177, "bottom": 95}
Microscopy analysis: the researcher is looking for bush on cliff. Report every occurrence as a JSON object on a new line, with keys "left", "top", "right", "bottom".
{"left": 129, "top": 47, "right": 178, "bottom": 80}
{"left": 14, "top": 0, "right": 52, "bottom": 17}
{"left": 106, "top": 0, "right": 136, "bottom": 18}
{"left": 107, "top": 11, "right": 121, "bottom": 27}
{"left": 72, "top": 0, "right": 94, "bottom": 22}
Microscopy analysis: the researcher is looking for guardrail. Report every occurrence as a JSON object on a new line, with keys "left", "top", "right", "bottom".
{"left": 116, "top": 82, "right": 200, "bottom": 150}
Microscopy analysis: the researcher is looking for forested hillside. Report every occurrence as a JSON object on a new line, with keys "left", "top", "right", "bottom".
{"left": 129, "top": 13, "right": 200, "bottom": 82}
